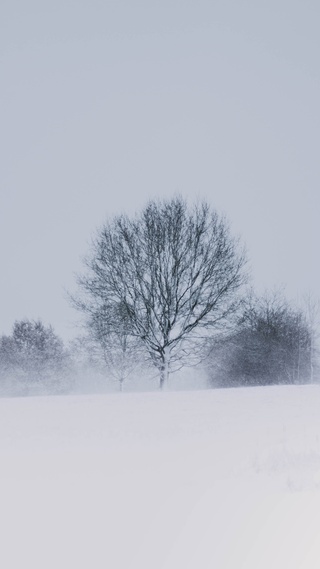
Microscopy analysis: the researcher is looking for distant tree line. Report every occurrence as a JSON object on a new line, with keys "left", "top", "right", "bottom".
{"left": 0, "top": 197, "right": 318, "bottom": 395}
{"left": 0, "top": 320, "right": 71, "bottom": 396}
{"left": 72, "top": 196, "right": 318, "bottom": 391}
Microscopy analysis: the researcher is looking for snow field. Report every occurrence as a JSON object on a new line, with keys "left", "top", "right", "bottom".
{"left": 0, "top": 385, "right": 320, "bottom": 568}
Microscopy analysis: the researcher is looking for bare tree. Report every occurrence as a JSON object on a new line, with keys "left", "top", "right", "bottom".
{"left": 0, "top": 319, "right": 71, "bottom": 395}
{"left": 74, "top": 197, "right": 247, "bottom": 388}
{"left": 206, "top": 290, "right": 313, "bottom": 387}
{"left": 301, "top": 294, "right": 320, "bottom": 383}
{"left": 88, "top": 303, "right": 146, "bottom": 391}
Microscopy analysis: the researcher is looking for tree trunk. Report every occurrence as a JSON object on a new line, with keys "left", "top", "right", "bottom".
{"left": 159, "top": 348, "right": 170, "bottom": 389}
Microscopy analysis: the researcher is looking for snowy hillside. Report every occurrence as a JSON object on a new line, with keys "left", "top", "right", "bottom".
{"left": 1, "top": 385, "right": 320, "bottom": 568}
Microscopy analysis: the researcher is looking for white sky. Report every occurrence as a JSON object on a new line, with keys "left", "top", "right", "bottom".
{"left": 1, "top": 0, "right": 319, "bottom": 341}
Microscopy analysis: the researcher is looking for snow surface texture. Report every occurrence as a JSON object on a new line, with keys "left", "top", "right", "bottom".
{"left": 1, "top": 385, "right": 320, "bottom": 568}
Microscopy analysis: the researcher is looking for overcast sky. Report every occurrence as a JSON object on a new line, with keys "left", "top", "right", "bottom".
{"left": 1, "top": 0, "right": 319, "bottom": 341}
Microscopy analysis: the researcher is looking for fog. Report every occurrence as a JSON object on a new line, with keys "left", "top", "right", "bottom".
{"left": 1, "top": 0, "right": 319, "bottom": 341}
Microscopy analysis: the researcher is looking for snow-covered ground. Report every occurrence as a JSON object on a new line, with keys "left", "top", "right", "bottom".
{"left": 1, "top": 384, "right": 320, "bottom": 568}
